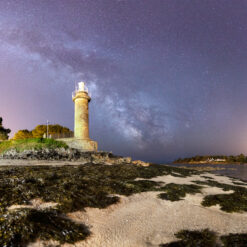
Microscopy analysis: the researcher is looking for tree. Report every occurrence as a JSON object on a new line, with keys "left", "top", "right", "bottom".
{"left": 49, "top": 124, "right": 71, "bottom": 135}
{"left": 0, "top": 117, "right": 11, "bottom": 140}
{"left": 13, "top": 129, "right": 33, "bottom": 140}
{"left": 31, "top": 125, "right": 47, "bottom": 138}
{"left": 32, "top": 124, "right": 72, "bottom": 138}
{"left": 237, "top": 153, "right": 246, "bottom": 163}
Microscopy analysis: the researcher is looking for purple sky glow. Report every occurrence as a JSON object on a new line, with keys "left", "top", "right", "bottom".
{"left": 1, "top": 0, "right": 247, "bottom": 162}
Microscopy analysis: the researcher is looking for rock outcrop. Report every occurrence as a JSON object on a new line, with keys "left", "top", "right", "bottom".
{"left": 0, "top": 148, "right": 133, "bottom": 165}
{"left": 132, "top": 160, "right": 151, "bottom": 167}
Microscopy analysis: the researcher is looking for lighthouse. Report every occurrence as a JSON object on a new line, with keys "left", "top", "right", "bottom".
{"left": 73, "top": 82, "right": 90, "bottom": 139}
{"left": 71, "top": 82, "right": 98, "bottom": 151}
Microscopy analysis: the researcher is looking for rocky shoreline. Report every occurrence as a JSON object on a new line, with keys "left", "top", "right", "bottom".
{"left": 0, "top": 148, "right": 131, "bottom": 164}
{"left": 0, "top": 148, "right": 152, "bottom": 167}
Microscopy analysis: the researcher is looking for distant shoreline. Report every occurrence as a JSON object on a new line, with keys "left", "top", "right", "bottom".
{"left": 172, "top": 161, "right": 247, "bottom": 165}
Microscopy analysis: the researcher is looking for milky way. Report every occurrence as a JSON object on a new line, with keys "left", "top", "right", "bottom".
{"left": 1, "top": 0, "right": 247, "bottom": 162}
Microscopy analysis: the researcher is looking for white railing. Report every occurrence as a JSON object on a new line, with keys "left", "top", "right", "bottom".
{"left": 72, "top": 82, "right": 91, "bottom": 98}
{"left": 72, "top": 86, "right": 92, "bottom": 98}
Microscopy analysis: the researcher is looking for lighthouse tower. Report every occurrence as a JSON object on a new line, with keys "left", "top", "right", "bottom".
{"left": 71, "top": 82, "right": 98, "bottom": 151}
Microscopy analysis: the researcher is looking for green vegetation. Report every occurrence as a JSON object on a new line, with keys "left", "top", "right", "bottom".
{"left": 32, "top": 124, "right": 72, "bottom": 138}
{"left": 158, "top": 183, "right": 202, "bottom": 201}
{"left": 160, "top": 229, "right": 217, "bottom": 247}
{"left": 0, "top": 117, "right": 11, "bottom": 140}
{"left": 0, "top": 209, "right": 89, "bottom": 246}
{"left": 221, "top": 233, "right": 247, "bottom": 247}
{"left": 0, "top": 138, "right": 68, "bottom": 154}
{"left": 13, "top": 129, "right": 33, "bottom": 140}
{"left": 192, "top": 180, "right": 247, "bottom": 213}
{"left": 174, "top": 154, "right": 247, "bottom": 164}
{"left": 0, "top": 164, "right": 196, "bottom": 214}
{"left": 12, "top": 124, "right": 73, "bottom": 140}
{"left": 202, "top": 191, "right": 247, "bottom": 213}
{"left": 0, "top": 164, "right": 197, "bottom": 245}
{"left": 160, "top": 229, "right": 247, "bottom": 247}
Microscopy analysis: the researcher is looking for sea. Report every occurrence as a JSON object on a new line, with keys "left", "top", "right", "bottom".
{"left": 171, "top": 163, "right": 247, "bottom": 182}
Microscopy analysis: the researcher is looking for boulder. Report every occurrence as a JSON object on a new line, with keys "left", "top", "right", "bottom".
{"left": 132, "top": 160, "right": 150, "bottom": 167}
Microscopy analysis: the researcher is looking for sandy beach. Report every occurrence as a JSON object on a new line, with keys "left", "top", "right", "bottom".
{"left": 6, "top": 165, "right": 242, "bottom": 247}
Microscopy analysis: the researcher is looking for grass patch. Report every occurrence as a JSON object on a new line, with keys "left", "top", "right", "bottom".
{"left": 158, "top": 183, "right": 203, "bottom": 201}
{"left": 0, "top": 138, "right": 68, "bottom": 154}
{"left": 160, "top": 229, "right": 217, "bottom": 247}
{"left": 192, "top": 180, "right": 247, "bottom": 213}
{"left": 0, "top": 163, "right": 197, "bottom": 245}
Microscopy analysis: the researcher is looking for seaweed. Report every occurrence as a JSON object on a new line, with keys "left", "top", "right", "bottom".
{"left": 160, "top": 229, "right": 247, "bottom": 247}
{"left": 221, "top": 233, "right": 247, "bottom": 247}
{"left": 159, "top": 229, "right": 218, "bottom": 247}
{"left": 0, "top": 164, "right": 198, "bottom": 210}
{"left": 0, "top": 164, "right": 193, "bottom": 214}
{"left": 158, "top": 183, "right": 203, "bottom": 201}
{"left": 0, "top": 163, "right": 199, "bottom": 245}
{"left": 201, "top": 175, "right": 214, "bottom": 180}
{"left": 232, "top": 181, "right": 247, "bottom": 186}
{"left": 201, "top": 192, "right": 247, "bottom": 213}
{"left": 0, "top": 209, "right": 89, "bottom": 246}
{"left": 192, "top": 180, "right": 243, "bottom": 191}
{"left": 230, "top": 177, "right": 247, "bottom": 185}
{"left": 192, "top": 180, "right": 247, "bottom": 212}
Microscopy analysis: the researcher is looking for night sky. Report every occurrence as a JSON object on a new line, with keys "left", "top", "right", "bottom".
{"left": 1, "top": 0, "right": 247, "bottom": 163}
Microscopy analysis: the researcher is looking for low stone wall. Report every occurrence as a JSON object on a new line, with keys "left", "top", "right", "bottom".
{"left": 58, "top": 138, "right": 98, "bottom": 151}
{"left": 0, "top": 148, "right": 132, "bottom": 164}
